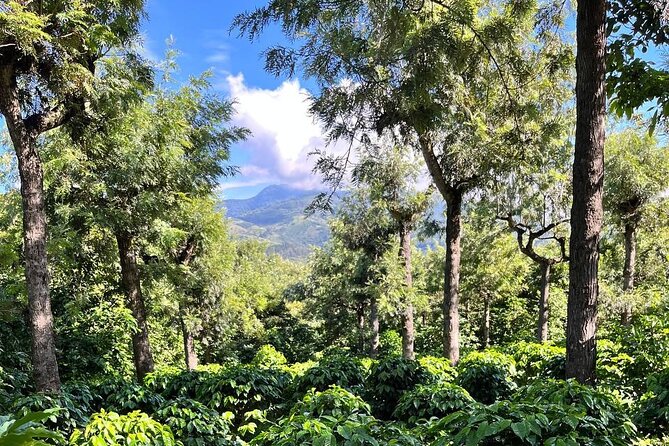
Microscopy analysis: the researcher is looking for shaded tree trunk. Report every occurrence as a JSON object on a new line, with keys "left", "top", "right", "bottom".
{"left": 116, "top": 232, "right": 155, "bottom": 381}
{"left": 537, "top": 262, "right": 551, "bottom": 343}
{"left": 567, "top": 0, "right": 606, "bottom": 385}
{"left": 481, "top": 295, "right": 491, "bottom": 349}
{"left": 399, "top": 223, "right": 415, "bottom": 360}
{"left": 444, "top": 191, "right": 463, "bottom": 365}
{"left": 177, "top": 237, "right": 200, "bottom": 369}
{"left": 180, "top": 314, "right": 198, "bottom": 371}
{"left": 0, "top": 69, "right": 60, "bottom": 392}
{"left": 370, "top": 297, "right": 380, "bottom": 358}
{"left": 357, "top": 303, "right": 366, "bottom": 355}
{"left": 621, "top": 222, "right": 636, "bottom": 325}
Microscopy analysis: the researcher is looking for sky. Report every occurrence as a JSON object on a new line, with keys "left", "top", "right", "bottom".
{"left": 141, "top": 1, "right": 330, "bottom": 199}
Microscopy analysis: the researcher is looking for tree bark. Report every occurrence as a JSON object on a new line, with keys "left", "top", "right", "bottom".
{"left": 0, "top": 69, "right": 61, "bottom": 392}
{"left": 116, "top": 231, "right": 155, "bottom": 381}
{"left": 481, "top": 295, "right": 491, "bottom": 349}
{"left": 369, "top": 296, "right": 380, "bottom": 358}
{"left": 399, "top": 223, "right": 415, "bottom": 360}
{"left": 566, "top": 0, "right": 606, "bottom": 386}
{"left": 180, "top": 314, "right": 198, "bottom": 371}
{"left": 537, "top": 262, "right": 551, "bottom": 343}
{"left": 444, "top": 191, "right": 463, "bottom": 365}
{"left": 621, "top": 222, "right": 636, "bottom": 325}
{"left": 357, "top": 303, "right": 366, "bottom": 355}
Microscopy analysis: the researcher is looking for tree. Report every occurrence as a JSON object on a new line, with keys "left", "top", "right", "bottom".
{"left": 235, "top": 0, "right": 571, "bottom": 365}
{"left": 352, "top": 145, "right": 431, "bottom": 359}
{"left": 330, "top": 189, "right": 396, "bottom": 357}
{"left": 0, "top": 0, "right": 145, "bottom": 392}
{"left": 45, "top": 57, "right": 247, "bottom": 380}
{"left": 495, "top": 139, "right": 572, "bottom": 342}
{"left": 604, "top": 124, "right": 669, "bottom": 324}
{"left": 567, "top": 0, "right": 607, "bottom": 385}
{"left": 608, "top": 0, "right": 669, "bottom": 128}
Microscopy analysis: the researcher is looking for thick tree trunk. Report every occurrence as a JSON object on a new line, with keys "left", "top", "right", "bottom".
{"left": 481, "top": 295, "right": 491, "bottom": 349}
{"left": 566, "top": 0, "right": 606, "bottom": 385}
{"left": 370, "top": 297, "right": 380, "bottom": 358}
{"left": 621, "top": 222, "right": 636, "bottom": 325}
{"left": 537, "top": 262, "right": 551, "bottom": 343}
{"left": 399, "top": 223, "right": 415, "bottom": 360}
{"left": 116, "top": 232, "right": 155, "bottom": 381}
{"left": 180, "top": 315, "right": 198, "bottom": 371}
{"left": 0, "top": 71, "right": 61, "bottom": 392}
{"left": 444, "top": 191, "right": 463, "bottom": 365}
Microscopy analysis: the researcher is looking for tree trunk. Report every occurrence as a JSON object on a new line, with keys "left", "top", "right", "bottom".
{"left": 444, "top": 190, "right": 463, "bottom": 365}
{"left": 566, "top": 0, "right": 606, "bottom": 386}
{"left": 537, "top": 262, "right": 551, "bottom": 343}
{"left": 621, "top": 222, "right": 636, "bottom": 325}
{"left": 0, "top": 71, "right": 61, "bottom": 392}
{"left": 116, "top": 232, "right": 155, "bottom": 381}
{"left": 369, "top": 297, "right": 380, "bottom": 358}
{"left": 357, "top": 303, "right": 366, "bottom": 355}
{"left": 481, "top": 295, "right": 491, "bottom": 349}
{"left": 399, "top": 223, "right": 415, "bottom": 360}
{"left": 180, "top": 314, "right": 198, "bottom": 371}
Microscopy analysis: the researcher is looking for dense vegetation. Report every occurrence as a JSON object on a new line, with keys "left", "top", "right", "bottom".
{"left": 1, "top": 0, "right": 669, "bottom": 444}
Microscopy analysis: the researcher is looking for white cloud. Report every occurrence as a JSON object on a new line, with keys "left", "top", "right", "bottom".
{"left": 223, "top": 73, "right": 335, "bottom": 190}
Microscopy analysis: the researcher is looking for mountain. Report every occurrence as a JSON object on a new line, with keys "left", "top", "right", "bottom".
{"left": 221, "top": 185, "right": 334, "bottom": 259}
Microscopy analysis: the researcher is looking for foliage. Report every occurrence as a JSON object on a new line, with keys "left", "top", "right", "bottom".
{"left": 252, "top": 345, "right": 288, "bottom": 369}
{"left": 0, "top": 409, "right": 64, "bottom": 446}
{"left": 456, "top": 351, "right": 518, "bottom": 404}
{"left": 635, "top": 368, "right": 669, "bottom": 436}
{"left": 506, "top": 342, "right": 566, "bottom": 384}
{"left": 103, "top": 382, "right": 166, "bottom": 414}
{"left": 426, "top": 383, "right": 637, "bottom": 445}
{"left": 364, "top": 357, "right": 428, "bottom": 419}
{"left": 293, "top": 353, "right": 367, "bottom": 397}
{"left": 417, "top": 356, "right": 457, "bottom": 383}
{"left": 154, "top": 398, "right": 235, "bottom": 446}
{"left": 393, "top": 382, "right": 473, "bottom": 424}
{"left": 70, "top": 410, "right": 178, "bottom": 446}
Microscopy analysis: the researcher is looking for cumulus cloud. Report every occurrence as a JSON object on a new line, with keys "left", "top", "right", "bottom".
{"left": 223, "top": 73, "right": 335, "bottom": 190}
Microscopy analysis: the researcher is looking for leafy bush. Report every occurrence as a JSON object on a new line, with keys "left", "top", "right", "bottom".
{"left": 378, "top": 330, "right": 402, "bottom": 358}
{"left": 252, "top": 387, "right": 386, "bottom": 446}
{"left": 70, "top": 410, "right": 178, "bottom": 446}
{"left": 0, "top": 409, "right": 64, "bottom": 446}
{"left": 155, "top": 398, "right": 235, "bottom": 446}
{"left": 103, "top": 382, "right": 166, "bottom": 414}
{"left": 364, "top": 357, "right": 428, "bottom": 419}
{"left": 506, "top": 342, "right": 565, "bottom": 384}
{"left": 425, "top": 380, "right": 637, "bottom": 445}
{"left": 144, "top": 367, "right": 215, "bottom": 401}
{"left": 10, "top": 391, "right": 90, "bottom": 436}
{"left": 251, "top": 345, "right": 288, "bottom": 369}
{"left": 597, "top": 339, "right": 636, "bottom": 394}
{"left": 293, "top": 353, "right": 367, "bottom": 397}
{"left": 290, "top": 386, "right": 371, "bottom": 418}
{"left": 635, "top": 368, "right": 669, "bottom": 436}
{"left": 417, "top": 356, "right": 457, "bottom": 383}
{"left": 196, "top": 365, "right": 292, "bottom": 419}
{"left": 456, "top": 350, "right": 517, "bottom": 404}
{"left": 393, "top": 382, "right": 473, "bottom": 424}
{"left": 0, "top": 367, "right": 30, "bottom": 411}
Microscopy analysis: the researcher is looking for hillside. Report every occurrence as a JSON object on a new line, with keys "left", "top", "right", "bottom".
{"left": 221, "top": 185, "right": 333, "bottom": 259}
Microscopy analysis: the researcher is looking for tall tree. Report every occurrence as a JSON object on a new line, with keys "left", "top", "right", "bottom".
{"left": 567, "top": 0, "right": 607, "bottom": 385}
{"left": 45, "top": 58, "right": 247, "bottom": 380}
{"left": 604, "top": 124, "right": 669, "bottom": 324}
{"left": 235, "top": 0, "right": 571, "bottom": 365}
{"left": 0, "top": 0, "right": 144, "bottom": 391}
{"left": 352, "top": 145, "right": 431, "bottom": 359}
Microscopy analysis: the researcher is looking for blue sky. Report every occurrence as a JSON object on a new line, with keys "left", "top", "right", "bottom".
{"left": 142, "top": 1, "right": 329, "bottom": 199}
